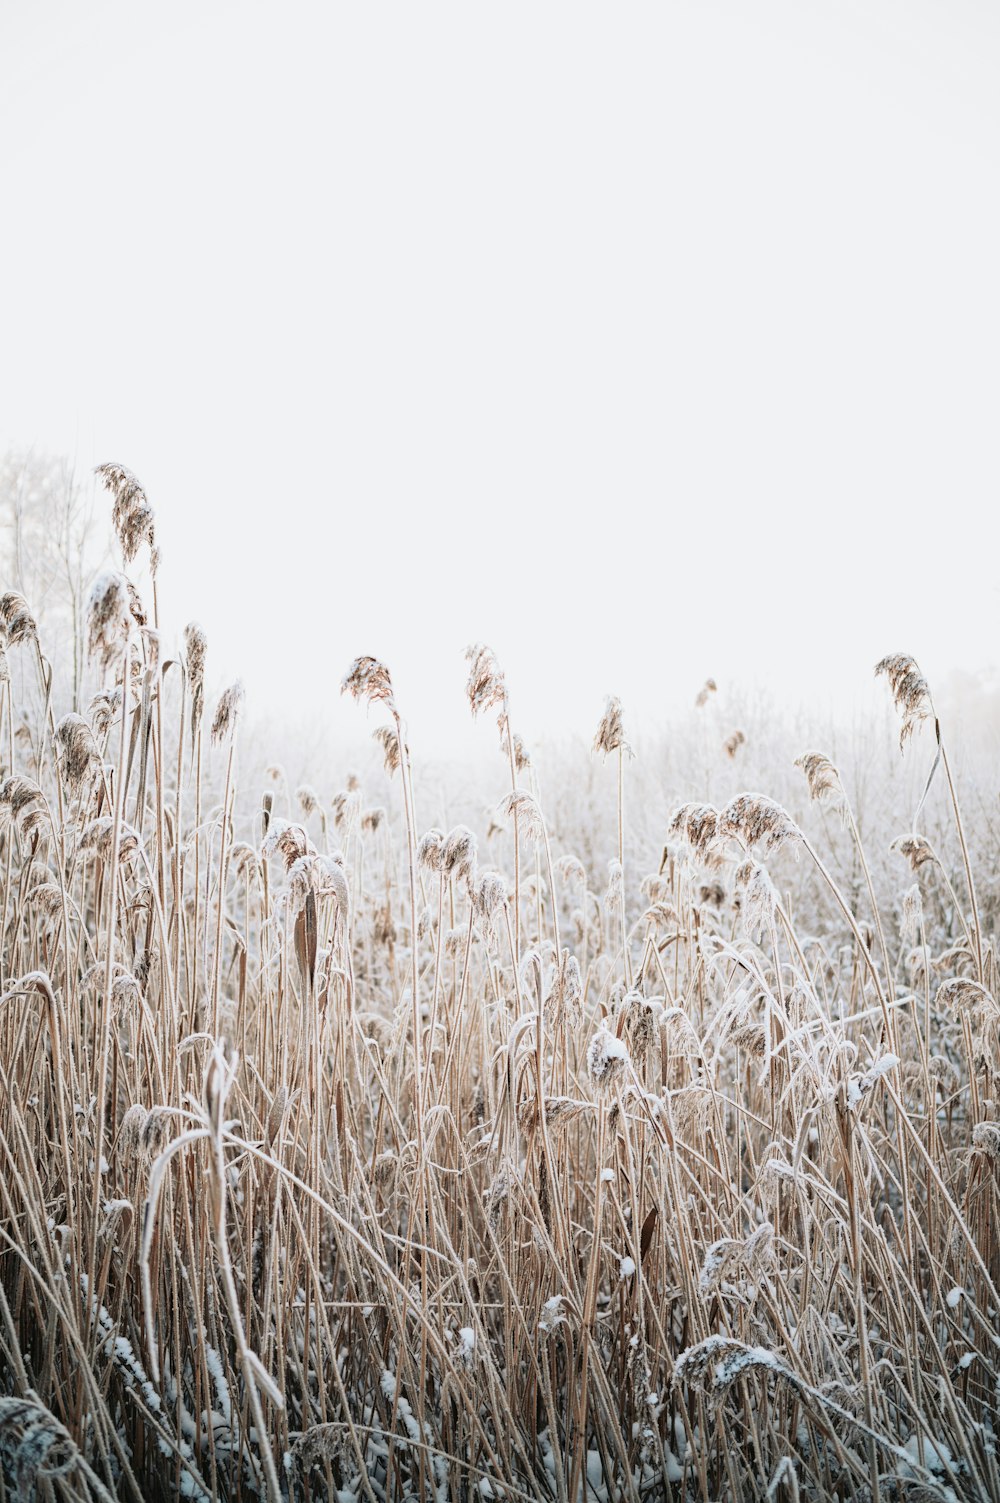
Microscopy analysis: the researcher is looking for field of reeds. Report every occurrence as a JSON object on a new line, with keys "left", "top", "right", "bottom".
{"left": 0, "top": 463, "right": 997, "bottom": 1503}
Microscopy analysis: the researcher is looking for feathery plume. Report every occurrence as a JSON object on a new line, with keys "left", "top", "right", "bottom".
{"left": 372, "top": 723, "right": 401, "bottom": 775}
{"left": 795, "top": 751, "right": 841, "bottom": 802}
{"left": 669, "top": 803, "right": 724, "bottom": 864}
{"left": 86, "top": 571, "right": 132, "bottom": 670}
{"left": 53, "top": 714, "right": 99, "bottom": 797}
{"left": 900, "top": 883, "right": 923, "bottom": 945}
{"left": 891, "top": 834, "right": 937, "bottom": 872}
{"left": 211, "top": 681, "right": 245, "bottom": 745}
{"left": 501, "top": 726, "right": 531, "bottom": 771}
{"left": 472, "top": 870, "right": 508, "bottom": 951}
{"left": 0, "top": 776, "right": 45, "bottom": 838}
{"left": 587, "top": 1024, "right": 629, "bottom": 1092}
{"left": 95, "top": 462, "right": 158, "bottom": 569}
{"left": 89, "top": 686, "right": 123, "bottom": 737}
{"left": 441, "top": 825, "right": 478, "bottom": 884}
{"left": 342, "top": 656, "right": 396, "bottom": 714}
{"left": 735, "top": 859, "right": 778, "bottom": 943}
{"left": 417, "top": 828, "right": 446, "bottom": 872}
{"left": 184, "top": 622, "right": 207, "bottom": 745}
{"left": 0, "top": 591, "right": 37, "bottom": 647}
{"left": 875, "top": 654, "right": 934, "bottom": 748}
{"left": 593, "top": 695, "right": 631, "bottom": 758}
{"left": 296, "top": 785, "right": 320, "bottom": 817}
{"left": 720, "top": 794, "right": 800, "bottom": 856}
{"left": 465, "top": 643, "right": 507, "bottom": 725}
{"left": 80, "top": 816, "right": 142, "bottom": 862}
{"left": 262, "top": 820, "right": 315, "bottom": 872}
{"left": 499, "top": 789, "right": 546, "bottom": 845}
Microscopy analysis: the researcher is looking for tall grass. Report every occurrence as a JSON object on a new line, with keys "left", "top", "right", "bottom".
{"left": 0, "top": 467, "right": 997, "bottom": 1501}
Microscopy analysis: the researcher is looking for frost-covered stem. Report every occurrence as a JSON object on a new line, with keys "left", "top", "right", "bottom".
{"left": 843, "top": 803, "right": 894, "bottom": 1034}
{"left": 569, "top": 1101, "right": 608, "bottom": 1503}
{"left": 800, "top": 836, "right": 891, "bottom": 1032}
{"left": 210, "top": 1109, "right": 283, "bottom": 1501}
{"left": 210, "top": 734, "right": 237, "bottom": 1036}
{"left": 803, "top": 829, "right": 916, "bottom": 1262}
{"left": 420, "top": 872, "right": 446, "bottom": 1115}
{"left": 88, "top": 634, "right": 131, "bottom": 1330}
{"left": 618, "top": 744, "right": 631, "bottom": 988}
{"left": 150, "top": 588, "right": 168, "bottom": 943}
{"left": 940, "top": 742, "right": 984, "bottom": 982}
{"left": 191, "top": 725, "right": 203, "bottom": 1016}
{"left": 171, "top": 670, "right": 186, "bottom": 1043}
{"left": 394, "top": 711, "right": 424, "bottom": 1160}
{"left": 841, "top": 1101, "right": 882, "bottom": 1498}
{"left": 436, "top": 902, "right": 476, "bottom": 1092}
{"left": 504, "top": 708, "right": 521, "bottom": 967}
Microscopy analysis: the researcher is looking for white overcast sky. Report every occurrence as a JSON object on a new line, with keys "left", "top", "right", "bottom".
{"left": 1, "top": 1, "right": 998, "bottom": 752}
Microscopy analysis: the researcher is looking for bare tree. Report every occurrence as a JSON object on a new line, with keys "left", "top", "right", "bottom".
{"left": 0, "top": 449, "right": 106, "bottom": 710}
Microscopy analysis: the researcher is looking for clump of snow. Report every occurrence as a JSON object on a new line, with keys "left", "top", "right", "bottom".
{"left": 945, "top": 1285, "right": 964, "bottom": 1309}
{"left": 620, "top": 1255, "right": 636, "bottom": 1280}
{"left": 539, "top": 1295, "right": 566, "bottom": 1333}
{"left": 902, "top": 1431, "right": 955, "bottom": 1474}
{"left": 846, "top": 1053, "right": 900, "bottom": 1110}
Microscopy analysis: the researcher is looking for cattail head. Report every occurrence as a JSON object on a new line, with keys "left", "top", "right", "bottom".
{"left": 210, "top": 681, "right": 245, "bottom": 745}
{"left": 87, "top": 571, "right": 132, "bottom": 670}
{"left": 53, "top": 714, "right": 99, "bottom": 797}
{"left": 464, "top": 643, "right": 507, "bottom": 724}
{"left": 794, "top": 751, "right": 841, "bottom": 802}
{"left": 593, "top": 695, "right": 630, "bottom": 758}
{"left": 95, "top": 462, "right": 158, "bottom": 569}
{"left": 342, "top": 656, "right": 396, "bottom": 714}
{"left": 720, "top": 794, "right": 799, "bottom": 856}
{"left": 875, "top": 654, "right": 934, "bottom": 748}
{"left": 0, "top": 591, "right": 37, "bottom": 647}
{"left": 695, "top": 677, "right": 717, "bottom": 709}
{"left": 723, "top": 730, "right": 746, "bottom": 759}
